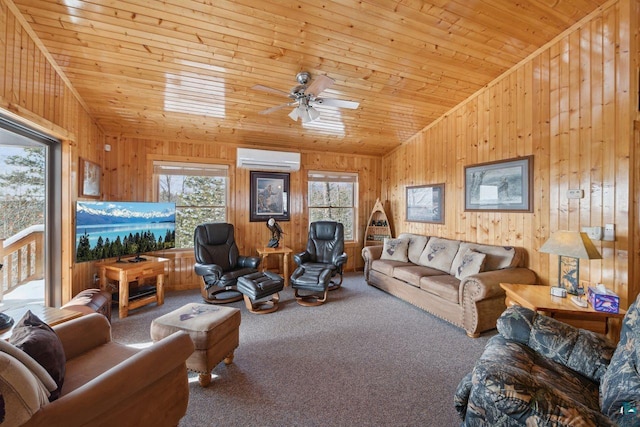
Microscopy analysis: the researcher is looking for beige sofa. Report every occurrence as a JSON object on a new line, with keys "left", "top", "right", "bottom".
{"left": 362, "top": 233, "right": 537, "bottom": 337}
{"left": 1, "top": 313, "right": 194, "bottom": 427}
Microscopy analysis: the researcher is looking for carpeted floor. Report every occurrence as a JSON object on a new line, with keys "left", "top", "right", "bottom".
{"left": 111, "top": 272, "right": 493, "bottom": 426}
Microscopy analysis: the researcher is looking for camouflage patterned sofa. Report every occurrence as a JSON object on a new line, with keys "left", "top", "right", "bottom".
{"left": 454, "top": 294, "right": 640, "bottom": 426}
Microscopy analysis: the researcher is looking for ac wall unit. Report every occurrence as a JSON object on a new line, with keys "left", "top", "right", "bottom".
{"left": 236, "top": 148, "right": 301, "bottom": 171}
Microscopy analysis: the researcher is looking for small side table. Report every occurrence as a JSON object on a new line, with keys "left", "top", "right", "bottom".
{"left": 256, "top": 246, "right": 293, "bottom": 287}
{"left": 98, "top": 256, "right": 168, "bottom": 318}
{"left": 0, "top": 305, "right": 82, "bottom": 340}
{"left": 500, "top": 283, "right": 626, "bottom": 338}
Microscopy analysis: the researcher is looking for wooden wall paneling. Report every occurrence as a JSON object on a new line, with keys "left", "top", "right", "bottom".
{"left": 632, "top": 0, "right": 640, "bottom": 303}
{"left": 601, "top": 6, "right": 618, "bottom": 290}
{"left": 382, "top": 1, "right": 636, "bottom": 305}
{"left": 614, "top": 0, "right": 632, "bottom": 301}
{"left": 2, "top": 5, "right": 106, "bottom": 304}
{"left": 100, "top": 142, "right": 382, "bottom": 289}
{"left": 0, "top": 2, "right": 6, "bottom": 98}
{"left": 578, "top": 25, "right": 593, "bottom": 281}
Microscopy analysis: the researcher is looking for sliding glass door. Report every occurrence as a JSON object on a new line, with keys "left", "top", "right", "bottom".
{"left": 0, "top": 120, "right": 60, "bottom": 310}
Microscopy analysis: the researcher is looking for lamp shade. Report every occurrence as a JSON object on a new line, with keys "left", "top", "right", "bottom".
{"left": 539, "top": 230, "right": 602, "bottom": 260}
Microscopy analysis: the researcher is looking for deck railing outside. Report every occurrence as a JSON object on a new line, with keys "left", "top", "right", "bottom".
{"left": 0, "top": 225, "right": 44, "bottom": 301}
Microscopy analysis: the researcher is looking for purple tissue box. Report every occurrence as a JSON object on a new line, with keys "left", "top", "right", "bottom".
{"left": 587, "top": 286, "right": 619, "bottom": 313}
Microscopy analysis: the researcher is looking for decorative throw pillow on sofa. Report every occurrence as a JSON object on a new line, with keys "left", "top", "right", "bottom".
{"left": 418, "top": 237, "right": 460, "bottom": 272}
{"left": 453, "top": 249, "right": 487, "bottom": 280}
{"left": 380, "top": 238, "right": 409, "bottom": 262}
{"left": 9, "top": 310, "right": 65, "bottom": 401}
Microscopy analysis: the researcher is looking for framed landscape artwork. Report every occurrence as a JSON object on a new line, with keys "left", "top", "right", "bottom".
{"left": 250, "top": 171, "right": 290, "bottom": 222}
{"left": 464, "top": 156, "right": 533, "bottom": 212}
{"left": 79, "top": 158, "right": 101, "bottom": 198}
{"left": 406, "top": 183, "right": 445, "bottom": 223}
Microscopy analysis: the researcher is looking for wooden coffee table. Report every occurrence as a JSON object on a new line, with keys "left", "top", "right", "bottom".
{"left": 500, "top": 283, "right": 626, "bottom": 337}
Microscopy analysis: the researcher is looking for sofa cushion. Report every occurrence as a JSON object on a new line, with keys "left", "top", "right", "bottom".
{"left": 397, "top": 233, "right": 429, "bottom": 264}
{"left": 456, "top": 334, "right": 613, "bottom": 426}
{"left": 380, "top": 238, "right": 409, "bottom": 262}
{"left": 370, "top": 259, "right": 412, "bottom": 277}
{"left": 600, "top": 293, "right": 640, "bottom": 424}
{"left": 450, "top": 242, "right": 519, "bottom": 273}
{"left": 0, "top": 339, "right": 56, "bottom": 394}
{"left": 0, "top": 351, "right": 51, "bottom": 427}
{"left": 9, "top": 310, "right": 66, "bottom": 401}
{"left": 392, "top": 265, "right": 445, "bottom": 287}
{"left": 497, "top": 305, "right": 615, "bottom": 383}
{"left": 418, "top": 237, "right": 460, "bottom": 273}
{"left": 419, "top": 274, "right": 460, "bottom": 304}
{"left": 452, "top": 249, "right": 486, "bottom": 280}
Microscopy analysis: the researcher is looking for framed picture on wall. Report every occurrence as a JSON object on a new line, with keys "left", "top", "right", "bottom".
{"left": 79, "top": 158, "right": 101, "bottom": 198}
{"left": 464, "top": 155, "right": 533, "bottom": 212}
{"left": 250, "top": 171, "right": 290, "bottom": 222}
{"left": 406, "top": 183, "right": 445, "bottom": 223}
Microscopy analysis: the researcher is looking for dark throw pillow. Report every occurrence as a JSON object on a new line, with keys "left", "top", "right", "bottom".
{"left": 9, "top": 310, "right": 65, "bottom": 401}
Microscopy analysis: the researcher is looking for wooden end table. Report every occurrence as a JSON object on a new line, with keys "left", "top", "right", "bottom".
{"left": 98, "top": 256, "right": 168, "bottom": 318}
{"left": 0, "top": 305, "right": 82, "bottom": 340}
{"left": 256, "top": 246, "right": 293, "bottom": 287}
{"left": 500, "top": 283, "right": 626, "bottom": 337}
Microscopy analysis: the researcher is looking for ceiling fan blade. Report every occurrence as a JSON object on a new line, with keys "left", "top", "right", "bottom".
{"left": 252, "top": 84, "right": 291, "bottom": 98}
{"left": 314, "top": 98, "right": 360, "bottom": 109}
{"left": 306, "top": 75, "right": 334, "bottom": 97}
{"left": 259, "top": 102, "right": 296, "bottom": 115}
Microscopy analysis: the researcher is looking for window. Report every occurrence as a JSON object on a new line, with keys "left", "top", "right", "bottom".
{"left": 0, "top": 117, "right": 61, "bottom": 308}
{"left": 307, "top": 171, "right": 358, "bottom": 241}
{"left": 154, "top": 162, "right": 227, "bottom": 248}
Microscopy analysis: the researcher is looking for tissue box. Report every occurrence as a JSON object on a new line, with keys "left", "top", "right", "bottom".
{"left": 587, "top": 286, "right": 620, "bottom": 313}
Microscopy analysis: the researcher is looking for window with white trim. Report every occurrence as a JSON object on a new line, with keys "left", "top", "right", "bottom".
{"left": 154, "top": 162, "right": 227, "bottom": 248}
{"left": 307, "top": 171, "right": 357, "bottom": 241}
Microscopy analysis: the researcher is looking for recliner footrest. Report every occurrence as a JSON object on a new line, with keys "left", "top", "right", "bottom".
{"left": 237, "top": 271, "right": 284, "bottom": 314}
{"left": 237, "top": 271, "right": 284, "bottom": 300}
{"left": 291, "top": 266, "right": 332, "bottom": 306}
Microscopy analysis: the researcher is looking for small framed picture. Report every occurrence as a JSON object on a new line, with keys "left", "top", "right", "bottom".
{"left": 406, "top": 183, "right": 444, "bottom": 223}
{"left": 464, "top": 156, "right": 533, "bottom": 212}
{"left": 250, "top": 171, "right": 290, "bottom": 222}
{"left": 79, "top": 158, "right": 101, "bottom": 198}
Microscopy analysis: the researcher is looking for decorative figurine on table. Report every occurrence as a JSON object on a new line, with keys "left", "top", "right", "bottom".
{"left": 266, "top": 218, "right": 284, "bottom": 248}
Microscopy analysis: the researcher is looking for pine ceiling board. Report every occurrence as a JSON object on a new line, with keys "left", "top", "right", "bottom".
{"left": 23, "top": 2, "right": 495, "bottom": 96}
{"left": 241, "top": 0, "right": 521, "bottom": 69}
{"left": 25, "top": 1, "right": 492, "bottom": 99}
{"left": 328, "top": 0, "right": 529, "bottom": 66}
{"left": 10, "top": 0, "right": 610, "bottom": 155}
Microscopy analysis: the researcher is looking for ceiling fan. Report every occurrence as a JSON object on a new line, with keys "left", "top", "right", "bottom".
{"left": 252, "top": 72, "right": 360, "bottom": 123}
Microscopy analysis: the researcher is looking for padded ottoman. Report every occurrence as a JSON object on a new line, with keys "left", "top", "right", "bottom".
{"left": 62, "top": 288, "right": 112, "bottom": 322}
{"left": 150, "top": 303, "right": 240, "bottom": 387}
{"left": 290, "top": 265, "right": 332, "bottom": 306}
{"left": 237, "top": 271, "right": 284, "bottom": 314}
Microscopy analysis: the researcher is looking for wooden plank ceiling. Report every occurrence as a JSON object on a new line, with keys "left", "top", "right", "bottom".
{"left": 11, "top": 0, "right": 609, "bottom": 156}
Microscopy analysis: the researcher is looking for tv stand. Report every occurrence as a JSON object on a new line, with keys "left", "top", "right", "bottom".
{"left": 98, "top": 256, "right": 168, "bottom": 318}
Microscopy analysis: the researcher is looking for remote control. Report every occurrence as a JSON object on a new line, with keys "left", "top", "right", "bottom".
{"left": 571, "top": 296, "right": 588, "bottom": 308}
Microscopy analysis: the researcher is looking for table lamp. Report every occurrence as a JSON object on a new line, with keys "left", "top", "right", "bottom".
{"left": 539, "top": 230, "right": 602, "bottom": 295}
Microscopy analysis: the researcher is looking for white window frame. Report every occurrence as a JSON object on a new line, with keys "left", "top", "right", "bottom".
{"left": 307, "top": 170, "right": 358, "bottom": 242}
{"left": 153, "top": 161, "right": 228, "bottom": 249}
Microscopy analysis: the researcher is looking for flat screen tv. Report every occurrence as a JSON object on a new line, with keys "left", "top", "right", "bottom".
{"left": 75, "top": 201, "right": 176, "bottom": 263}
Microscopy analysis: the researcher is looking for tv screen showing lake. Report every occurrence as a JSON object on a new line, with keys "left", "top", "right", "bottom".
{"left": 75, "top": 201, "right": 176, "bottom": 262}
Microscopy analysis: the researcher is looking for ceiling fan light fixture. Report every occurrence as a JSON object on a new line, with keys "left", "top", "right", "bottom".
{"left": 288, "top": 107, "right": 299, "bottom": 122}
{"left": 289, "top": 102, "right": 320, "bottom": 124}
{"left": 304, "top": 105, "right": 320, "bottom": 123}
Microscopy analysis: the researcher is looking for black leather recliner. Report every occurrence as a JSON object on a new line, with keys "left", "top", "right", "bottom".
{"left": 292, "top": 221, "right": 348, "bottom": 291}
{"left": 194, "top": 223, "right": 260, "bottom": 304}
